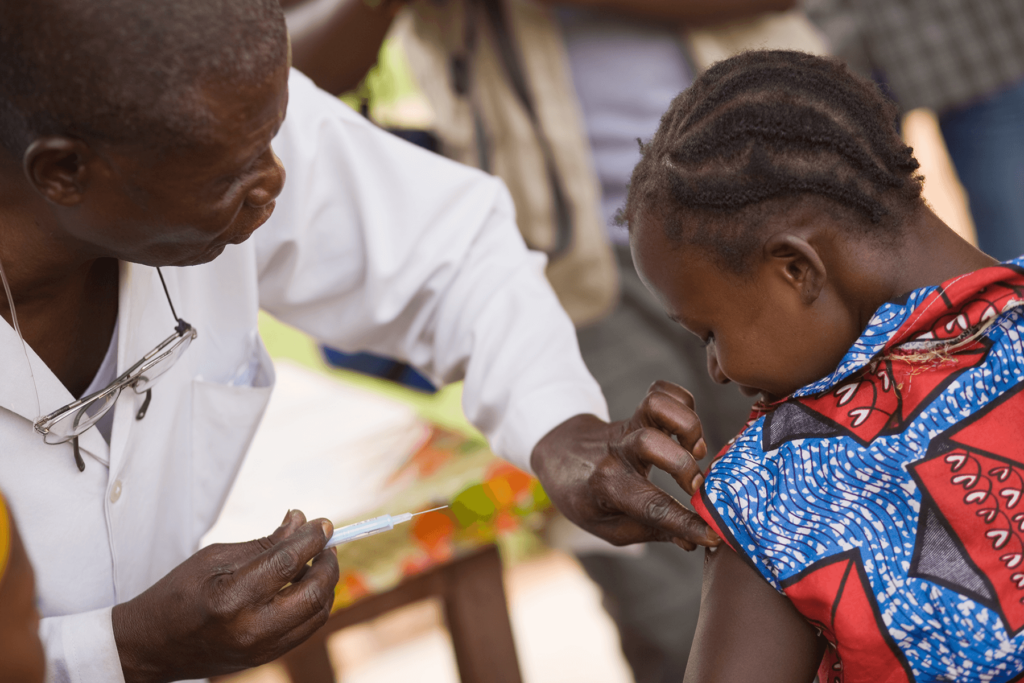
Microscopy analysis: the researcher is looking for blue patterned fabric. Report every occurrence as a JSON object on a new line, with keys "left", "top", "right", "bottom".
{"left": 694, "top": 257, "right": 1024, "bottom": 682}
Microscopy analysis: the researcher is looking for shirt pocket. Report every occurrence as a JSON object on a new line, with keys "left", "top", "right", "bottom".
{"left": 191, "top": 339, "right": 275, "bottom": 541}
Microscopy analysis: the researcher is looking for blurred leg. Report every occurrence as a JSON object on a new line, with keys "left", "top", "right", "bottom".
{"left": 939, "top": 77, "right": 1024, "bottom": 262}
{"left": 575, "top": 246, "right": 753, "bottom": 683}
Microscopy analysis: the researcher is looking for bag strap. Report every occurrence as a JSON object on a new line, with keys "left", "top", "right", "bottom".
{"left": 456, "top": 0, "right": 574, "bottom": 259}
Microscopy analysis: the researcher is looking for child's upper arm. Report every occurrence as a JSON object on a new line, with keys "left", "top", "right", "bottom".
{"left": 683, "top": 546, "right": 825, "bottom": 683}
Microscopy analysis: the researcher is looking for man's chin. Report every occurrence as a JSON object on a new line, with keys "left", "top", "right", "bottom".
{"left": 172, "top": 243, "right": 229, "bottom": 267}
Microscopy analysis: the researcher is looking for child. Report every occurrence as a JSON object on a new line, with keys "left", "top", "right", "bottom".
{"left": 625, "top": 50, "right": 1024, "bottom": 682}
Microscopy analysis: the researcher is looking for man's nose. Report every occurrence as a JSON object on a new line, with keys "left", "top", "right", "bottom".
{"left": 706, "top": 347, "right": 730, "bottom": 385}
{"left": 246, "top": 148, "right": 286, "bottom": 209}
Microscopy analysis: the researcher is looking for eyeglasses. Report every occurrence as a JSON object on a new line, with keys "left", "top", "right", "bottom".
{"left": 33, "top": 268, "right": 197, "bottom": 472}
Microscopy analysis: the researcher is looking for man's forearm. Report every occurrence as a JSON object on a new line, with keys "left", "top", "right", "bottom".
{"left": 545, "top": 0, "right": 796, "bottom": 25}
{"left": 285, "top": 0, "right": 400, "bottom": 95}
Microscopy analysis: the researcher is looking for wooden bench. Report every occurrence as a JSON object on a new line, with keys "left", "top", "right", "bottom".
{"left": 281, "top": 546, "right": 522, "bottom": 683}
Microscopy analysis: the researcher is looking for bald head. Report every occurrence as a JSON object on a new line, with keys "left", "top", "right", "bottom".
{"left": 0, "top": 0, "right": 288, "bottom": 156}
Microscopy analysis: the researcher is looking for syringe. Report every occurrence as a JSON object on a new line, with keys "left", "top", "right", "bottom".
{"left": 326, "top": 506, "right": 449, "bottom": 548}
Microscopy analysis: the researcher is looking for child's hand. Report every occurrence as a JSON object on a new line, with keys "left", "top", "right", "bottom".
{"left": 531, "top": 381, "right": 719, "bottom": 550}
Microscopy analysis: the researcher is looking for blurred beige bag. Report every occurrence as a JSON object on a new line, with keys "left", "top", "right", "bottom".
{"left": 686, "top": 8, "right": 829, "bottom": 72}
{"left": 396, "top": 0, "right": 618, "bottom": 327}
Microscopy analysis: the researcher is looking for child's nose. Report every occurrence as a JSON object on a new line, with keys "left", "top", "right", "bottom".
{"left": 707, "top": 348, "right": 730, "bottom": 385}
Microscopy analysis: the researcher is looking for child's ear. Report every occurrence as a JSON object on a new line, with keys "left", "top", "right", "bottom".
{"left": 763, "top": 233, "right": 826, "bottom": 305}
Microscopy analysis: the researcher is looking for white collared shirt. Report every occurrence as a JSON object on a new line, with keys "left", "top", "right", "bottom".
{"left": 0, "top": 69, "right": 607, "bottom": 683}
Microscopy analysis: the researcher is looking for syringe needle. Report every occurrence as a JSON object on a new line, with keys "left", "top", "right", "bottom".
{"left": 411, "top": 505, "right": 449, "bottom": 517}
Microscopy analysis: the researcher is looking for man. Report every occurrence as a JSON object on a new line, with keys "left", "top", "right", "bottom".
{"left": 0, "top": 1, "right": 714, "bottom": 681}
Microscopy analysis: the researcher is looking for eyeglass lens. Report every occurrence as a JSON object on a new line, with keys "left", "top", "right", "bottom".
{"left": 42, "top": 389, "right": 119, "bottom": 444}
{"left": 131, "top": 330, "right": 195, "bottom": 394}
{"left": 41, "top": 328, "right": 195, "bottom": 444}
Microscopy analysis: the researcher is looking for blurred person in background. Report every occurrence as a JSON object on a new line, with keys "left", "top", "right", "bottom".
{"left": 284, "top": 2, "right": 804, "bottom": 680}
{"left": 0, "top": 492, "right": 47, "bottom": 683}
{"left": 806, "top": 0, "right": 1024, "bottom": 262}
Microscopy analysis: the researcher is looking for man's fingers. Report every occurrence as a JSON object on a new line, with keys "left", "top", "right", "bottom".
{"left": 622, "top": 428, "right": 704, "bottom": 495}
{"left": 216, "top": 510, "right": 310, "bottom": 569}
{"left": 235, "top": 547, "right": 339, "bottom": 668}
{"left": 608, "top": 475, "right": 720, "bottom": 547}
{"left": 268, "top": 509, "right": 307, "bottom": 545}
{"left": 235, "top": 518, "right": 332, "bottom": 600}
{"left": 275, "top": 546, "right": 339, "bottom": 625}
{"left": 638, "top": 388, "right": 707, "bottom": 459}
{"left": 648, "top": 380, "right": 695, "bottom": 409}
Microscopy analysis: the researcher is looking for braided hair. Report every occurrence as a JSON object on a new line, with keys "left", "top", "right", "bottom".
{"left": 624, "top": 50, "right": 924, "bottom": 273}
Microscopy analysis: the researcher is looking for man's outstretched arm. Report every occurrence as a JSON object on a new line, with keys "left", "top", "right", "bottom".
{"left": 256, "top": 69, "right": 716, "bottom": 549}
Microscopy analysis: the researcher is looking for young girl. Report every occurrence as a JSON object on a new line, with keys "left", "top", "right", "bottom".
{"left": 625, "top": 50, "right": 1024, "bottom": 682}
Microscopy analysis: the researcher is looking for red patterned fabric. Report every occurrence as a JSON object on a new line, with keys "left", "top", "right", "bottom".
{"left": 694, "top": 259, "right": 1024, "bottom": 682}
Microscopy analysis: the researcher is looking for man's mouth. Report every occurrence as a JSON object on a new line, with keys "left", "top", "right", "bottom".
{"left": 225, "top": 201, "right": 276, "bottom": 246}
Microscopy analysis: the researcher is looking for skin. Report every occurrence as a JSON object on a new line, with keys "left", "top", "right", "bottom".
{"left": 631, "top": 201, "right": 997, "bottom": 679}
{"left": 0, "top": 508, "right": 47, "bottom": 683}
{"left": 115, "top": 511, "right": 339, "bottom": 682}
{"left": 534, "top": 0, "right": 796, "bottom": 24}
{"left": 0, "top": 61, "right": 343, "bottom": 682}
{"left": 282, "top": 0, "right": 801, "bottom": 550}
{"left": 0, "top": 11, "right": 719, "bottom": 680}
{"left": 284, "top": 0, "right": 405, "bottom": 97}
{"left": 533, "top": 384, "right": 718, "bottom": 551}
{"left": 0, "top": 66, "right": 288, "bottom": 397}
{"left": 285, "top": 0, "right": 795, "bottom": 95}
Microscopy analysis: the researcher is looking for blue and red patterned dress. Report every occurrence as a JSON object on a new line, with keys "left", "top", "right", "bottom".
{"left": 692, "top": 258, "right": 1024, "bottom": 682}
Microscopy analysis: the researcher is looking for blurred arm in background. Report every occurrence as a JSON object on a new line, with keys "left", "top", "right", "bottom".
{"left": 283, "top": 0, "right": 404, "bottom": 95}
{"left": 284, "top": 0, "right": 796, "bottom": 95}
{"left": 533, "top": 0, "right": 794, "bottom": 24}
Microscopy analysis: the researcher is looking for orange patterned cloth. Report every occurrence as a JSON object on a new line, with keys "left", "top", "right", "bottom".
{"left": 331, "top": 427, "right": 551, "bottom": 610}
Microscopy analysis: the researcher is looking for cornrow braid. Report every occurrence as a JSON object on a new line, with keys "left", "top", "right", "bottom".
{"left": 624, "top": 50, "right": 924, "bottom": 273}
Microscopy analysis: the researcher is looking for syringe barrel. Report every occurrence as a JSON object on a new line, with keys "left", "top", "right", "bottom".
{"left": 327, "top": 514, "right": 394, "bottom": 547}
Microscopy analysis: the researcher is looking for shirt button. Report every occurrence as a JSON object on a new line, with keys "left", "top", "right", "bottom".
{"left": 110, "top": 480, "right": 123, "bottom": 504}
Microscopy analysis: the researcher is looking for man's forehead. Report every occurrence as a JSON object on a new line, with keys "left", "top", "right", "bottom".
{"left": 179, "top": 67, "right": 289, "bottom": 155}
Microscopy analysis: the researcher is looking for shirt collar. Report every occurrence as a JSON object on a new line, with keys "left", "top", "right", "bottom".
{"left": 0, "top": 261, "right": 154, "bottom": 464}
{"left": 792, "top": 256, "right": 1024, "bottom": 399}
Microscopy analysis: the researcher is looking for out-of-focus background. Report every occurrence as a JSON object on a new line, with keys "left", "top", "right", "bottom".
{"left": 216, "top": 0, "right": 1020, "bottom": 681}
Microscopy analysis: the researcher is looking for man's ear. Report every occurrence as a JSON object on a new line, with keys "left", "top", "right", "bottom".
{"left": 22, "top": 137, "right": 95, "bottom": 206}
{"left": 763, "top": 233, "right": 827, "bottom": 305}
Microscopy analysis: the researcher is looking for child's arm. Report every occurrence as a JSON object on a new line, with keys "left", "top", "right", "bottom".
{"left": 683, "top": 546, "right": 825, "bottom": 683}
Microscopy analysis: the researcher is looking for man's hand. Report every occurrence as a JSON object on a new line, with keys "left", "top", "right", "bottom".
{"left": 112, "top": 510, "right": 339, "bottom": 683}
{"left": 531, "top": 380, "right": 720, "bottom": 550}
